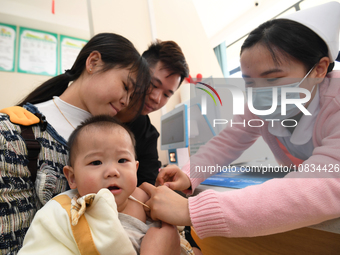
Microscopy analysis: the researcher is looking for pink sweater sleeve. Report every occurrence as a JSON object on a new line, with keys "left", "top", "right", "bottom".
{"left": 184, "top": 86, "right": 340, "bottom": 239}
{"left": 189, "top": 177, "right": 340, "bottom": 239}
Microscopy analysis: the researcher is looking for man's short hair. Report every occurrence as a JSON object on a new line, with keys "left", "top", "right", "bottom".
{"left": 142, "top": 40, "right": 189, "bottom": 86}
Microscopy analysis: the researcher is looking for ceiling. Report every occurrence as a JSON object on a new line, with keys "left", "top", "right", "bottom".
{"left": 192, "top": 0, "right": 255, "bottom": 39}
{"left": 3, "top": 0, "right": 337, "bottom": 47}
{"left": 3, "top": 0, "right": 289, "bottom": 38}
{"left": 192, "top": 0, "right": 340, "bottom": 47}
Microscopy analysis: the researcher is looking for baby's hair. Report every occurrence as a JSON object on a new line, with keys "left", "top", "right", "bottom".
{"left": 67, "top": 115, "right": 136, "bottom": 166}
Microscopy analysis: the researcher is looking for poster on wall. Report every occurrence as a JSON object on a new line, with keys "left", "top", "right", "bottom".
{"left": 18, "top": 27, "right": 58, "bottom": 76}
{"left": 0, "top": 23, "right": 17, "bottom": 72}
{"left": 59, "top": 35, "right": 87, "bottom": 74}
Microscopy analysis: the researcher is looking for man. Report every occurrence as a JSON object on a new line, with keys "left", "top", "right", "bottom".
{"left": 116, "top": 40, "right": 189, "bottom": 186}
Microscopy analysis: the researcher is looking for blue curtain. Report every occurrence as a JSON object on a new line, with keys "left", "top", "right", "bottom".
{"left": 213, "top": 41, "right": 229, "bottom": 77}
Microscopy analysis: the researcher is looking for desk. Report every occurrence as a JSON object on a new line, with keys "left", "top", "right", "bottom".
{"left": 191, "top": 226, "right": 340, "bottom": 255}
{"left": 192, "top": 184, "right": 340, "bottom": 254}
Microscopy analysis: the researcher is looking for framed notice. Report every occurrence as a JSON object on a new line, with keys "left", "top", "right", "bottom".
{"left": 18, "top": 27, "right": 58, "bottom": 76}
{"left": 59, "top": 35, "right": 87, "bottom": 74}
{"left": 0, "top": 23, "right": 17, "bottom": 72}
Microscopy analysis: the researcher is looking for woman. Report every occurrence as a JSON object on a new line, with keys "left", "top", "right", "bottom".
{"left": 141, "top": 1, "right": 340, "bottom": 240}
{"left": 0, "top": 32, "right": 178, "bottom": 255}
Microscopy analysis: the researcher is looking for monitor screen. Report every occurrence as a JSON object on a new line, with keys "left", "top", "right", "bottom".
{"left": 161, "top": 104, "right": 188, "bottom": 150}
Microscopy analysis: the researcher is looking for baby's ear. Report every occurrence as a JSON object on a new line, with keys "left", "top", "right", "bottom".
{"left": 135, "top": 160, "right": 139, "bottom": 171}
{"left": 63, "top": 165, "right": 77, "bottom": 189}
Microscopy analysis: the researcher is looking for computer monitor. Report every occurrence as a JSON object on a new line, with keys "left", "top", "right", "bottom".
{"left": 160, "top": 104, "right": 188, "bottom": 150}
{"left": 188, "top": 103, "right": 216, "bottom": 156}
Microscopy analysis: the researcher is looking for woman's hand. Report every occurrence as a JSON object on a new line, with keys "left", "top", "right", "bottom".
{"left": 156, "top": 165, "right": 191, "bottom": 191}
{"left": 140, "top": 222, "right": 181, "bottom": 255}
{"left": 139, "top": 182, "right": 192, "bottom": 226}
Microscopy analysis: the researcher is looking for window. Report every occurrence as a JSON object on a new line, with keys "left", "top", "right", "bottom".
{"left": 226, "top": 36, "right": 246, "bottom": 77}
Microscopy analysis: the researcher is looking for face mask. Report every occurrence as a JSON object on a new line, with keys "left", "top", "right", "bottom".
{"left": 247, "top": 66, "right": 316, "bottom": 120}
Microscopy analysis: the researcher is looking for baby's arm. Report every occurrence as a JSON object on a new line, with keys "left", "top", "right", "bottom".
{"left": 131, "top": 186, "right": 150, "bottom": 204}
{"left": 121, "top": 187, "right": 150, "bottom": 223}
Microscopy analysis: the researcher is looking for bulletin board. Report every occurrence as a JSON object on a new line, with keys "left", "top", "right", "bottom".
{"left": 0, "top": 23, "right": 17, "bottom": 72}
{"left": 17, "top": 27, "right": 58, "bottom": 76}
{"left": 59, "top": 35, "right": 87, "bottom": 74}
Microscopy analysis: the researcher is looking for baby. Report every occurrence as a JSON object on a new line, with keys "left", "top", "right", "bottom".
{"left": 64, "top": 114, "right": 149, "bottom": 226}
{"left": 19, "top": 115, "right": 195, "bottom": 255}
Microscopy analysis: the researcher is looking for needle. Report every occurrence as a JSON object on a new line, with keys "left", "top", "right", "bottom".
{"left": 129, "top": 195, "right": 150, "bottom": 209}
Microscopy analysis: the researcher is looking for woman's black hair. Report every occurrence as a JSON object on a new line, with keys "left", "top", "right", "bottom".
{"left": 18, "top": 33, "right": 151, "bottom": 114}
{"left": 241, "top": 19, "right": 334, "bottom": 73}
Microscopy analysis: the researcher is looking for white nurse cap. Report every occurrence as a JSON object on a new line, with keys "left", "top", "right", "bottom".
{"left": 280, "top": 1, "right": 340, "bottom": 62}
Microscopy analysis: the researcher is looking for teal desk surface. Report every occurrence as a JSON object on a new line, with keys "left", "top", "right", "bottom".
{"left": 200, "top": 165, "right": 287, "bottom": 189}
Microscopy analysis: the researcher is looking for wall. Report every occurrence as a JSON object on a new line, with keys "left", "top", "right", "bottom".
{"left": 0, "top": 0, "right": 223, "bottom": 166}
{"left": 90, "top": 0, "right": 152, "bottom": 53}
{"left": 0, "top": 0, "right": 90, "bottom": 108}
{"left": 153, "top": 0, "right": 224, "bottom": 163}
{"left": 90, "top": 0, "right": 223, "bottom": 164}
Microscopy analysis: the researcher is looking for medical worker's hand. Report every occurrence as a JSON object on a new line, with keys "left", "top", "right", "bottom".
{"left": 140, "top": 222, "right": 181, "bottom": 255}
{"left": 156, "top": 165, "right": 191, "bottom": 191}
{"left": 140, "top": 182, "right": 192, "bottom": 226}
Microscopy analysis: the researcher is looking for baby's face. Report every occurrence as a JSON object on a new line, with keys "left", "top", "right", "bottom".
{"left": 68, "top": 126, "right": 138, "bottom": 209}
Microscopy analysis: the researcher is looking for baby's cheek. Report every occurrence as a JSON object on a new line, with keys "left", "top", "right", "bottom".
{"left": 79, "top": 178, "right": 101, "bottom": 196}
